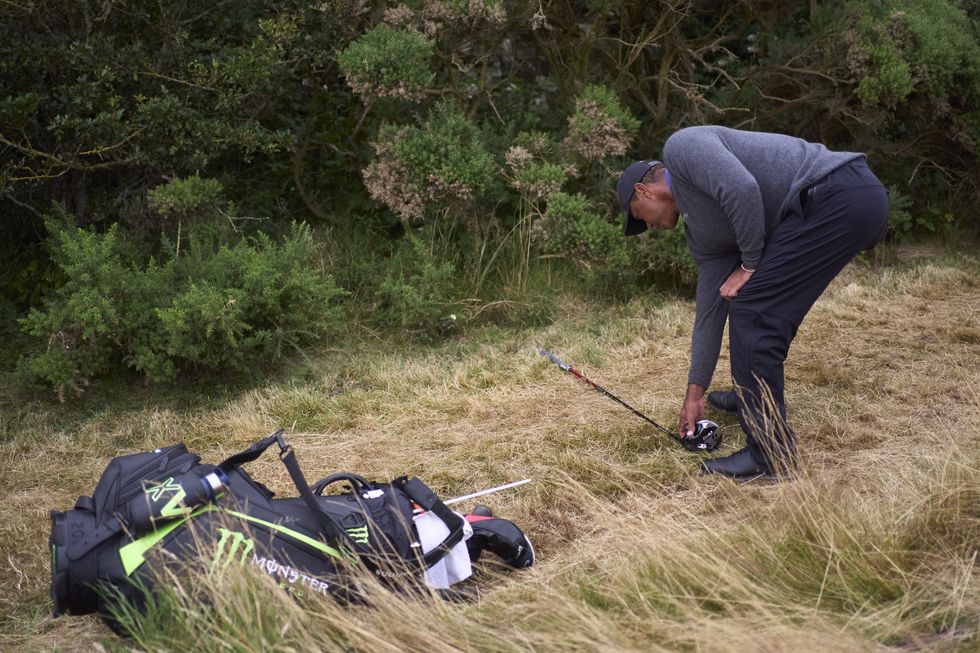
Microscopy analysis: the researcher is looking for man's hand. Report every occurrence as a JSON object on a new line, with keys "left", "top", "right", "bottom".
{"left": 679, "top": 384, "right": 706, "bottom": 438}
{"left": 719, "top": 266, "right": 754, "bottom": 299}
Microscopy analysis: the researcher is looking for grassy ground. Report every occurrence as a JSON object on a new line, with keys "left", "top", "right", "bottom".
{"left": 1, "top": 247, "right": 978, "bottom": 652}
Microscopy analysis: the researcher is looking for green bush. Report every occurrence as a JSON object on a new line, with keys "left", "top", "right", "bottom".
{"left": 856, "top": 43, "right": 914, "bottom": 108}
{"left": 7, "top": 0, "right": 980, "bottom": 357}
{"left": 510, "top": 161, "right": 567, "bottom": 202}
{"left": 21, "top": 218, "right": 345, "bottom": 395}
{"left": 337, "top": 25, "right": 434, "bottom": 101}
{"left": 382, "top": 0, "right": 506, "bottom": 37}
{"left": 533, "top": 192, "right": 630, "bottom": 277}
{"left": 363, "top": 102, "right": 497, "bottom": 222}
{"left": 505, "top": 132, "right": 568, "bottom": 202}
{"left": 850, "top": 1, "right": 980, "bottom": 108}
{"left": 563, "top": 85, "right": 642, "bottom": 162}
{"left": 630, "top": 217, "right": 698, "bottom": 289}
{"left": 148, "top": 175, "right": 225, "bottom": 221}
{"left": 19, "top": 220, "right": 130, "bottom": 391}
{"left": 373, "top": 237, "right": 462, "bottom": 338}
{"left": 895, "top": 0, "right": 980, "bottom": 97}
{"left": 884, "top": 185, "right": 955, "bottom": 243}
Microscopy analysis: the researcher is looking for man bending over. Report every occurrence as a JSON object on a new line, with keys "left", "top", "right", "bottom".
{"left": 617, "top": 126, "right": 888, "bottom": 478}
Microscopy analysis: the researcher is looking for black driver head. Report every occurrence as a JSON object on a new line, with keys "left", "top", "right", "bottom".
{"left": 681, "top": 419, "right": 722, "bottom": 452}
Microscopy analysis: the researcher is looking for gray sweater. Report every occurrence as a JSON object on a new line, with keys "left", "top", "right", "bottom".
{"left": 662, "top": 126, "right": 863, "bottom": 388}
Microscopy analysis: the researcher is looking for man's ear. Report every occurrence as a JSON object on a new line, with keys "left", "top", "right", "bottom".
{"left": 633, "top": 182, "right": 650, "bottom": 198}
{"left": 644, "top": 180, "right": 672, "bottom": 201}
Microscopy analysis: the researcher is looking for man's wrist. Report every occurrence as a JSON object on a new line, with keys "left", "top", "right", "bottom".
{"left": 740, "top": 263, "right": 756, "bottom": 273}
{"left": 685, "top": 383, "right": 706, "bottom": 400}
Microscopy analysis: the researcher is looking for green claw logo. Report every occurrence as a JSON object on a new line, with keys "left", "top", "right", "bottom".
{"left": 211, "top": 527, "right": 255, "bottom": 573}
{"left": 345, "top": 526, "right": 369, "bottom": 545}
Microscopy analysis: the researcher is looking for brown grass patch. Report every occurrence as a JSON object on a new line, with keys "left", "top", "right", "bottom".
{"left": 1, "top": 250, "right": 978, "bottom": 651}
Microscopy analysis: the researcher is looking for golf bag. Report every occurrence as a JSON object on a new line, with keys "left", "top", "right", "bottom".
{"left": 50, "top": 430, "right": 533, "bottom": 629}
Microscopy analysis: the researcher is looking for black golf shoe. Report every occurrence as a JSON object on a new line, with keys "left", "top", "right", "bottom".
{"left": 706, "top": 390, "right": 738, "bottom": 416}
{"left": 700, "top": 447, "right": 771, "bottom": 480}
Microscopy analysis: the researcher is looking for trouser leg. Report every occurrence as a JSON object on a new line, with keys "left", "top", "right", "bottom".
{"left": 729, "top": 308, "right": 797, "bottom": 469}
{"left": 728, "top": 160, "right": 889, "bottom": 470}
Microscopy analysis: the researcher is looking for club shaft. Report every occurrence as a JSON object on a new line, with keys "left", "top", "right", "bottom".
{"left": 586, "top": 379, "right": 675, "bottom": 438}
{"left": 443, "top": 479, "right": 532, "bottom": 506}
{"left": 539, "top": 349, "right": 679, "bottom": 441}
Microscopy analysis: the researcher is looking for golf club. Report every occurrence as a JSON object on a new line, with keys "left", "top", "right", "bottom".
{"left": 539, "top": 348, "right": 722, "bottom": 452}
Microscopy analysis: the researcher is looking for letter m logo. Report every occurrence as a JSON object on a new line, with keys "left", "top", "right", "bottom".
{"left": 345, "top": 526, "right": 369, "bottom": 545}
{"left": 210, "top": 527, "right": 254, "bottom": 574}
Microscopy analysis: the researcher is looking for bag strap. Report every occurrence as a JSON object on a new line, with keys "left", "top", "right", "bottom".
{"left": 217, "top": 431, "right": 463, "bottom": 569}
{"left": 217, "top": 432, "right": 283, "bottom": 472}
{"left": 278, "top": 443, "right": 359, "bottom": 562}
{"left": 393, "top": 476, "right": 467, "bottom": 568}
{"left": 219, "top": 430, "right": 357, "bottom": 563}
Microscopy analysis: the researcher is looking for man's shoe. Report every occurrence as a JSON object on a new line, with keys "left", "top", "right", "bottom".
{"left": 706, "top": 390, "right": 738, "bottom": 416}
{"left": 700, "top": 447, "right": 770, "bottom": 480}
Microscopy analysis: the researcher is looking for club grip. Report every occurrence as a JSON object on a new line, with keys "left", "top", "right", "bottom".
{"left": 538, "top": 348, "right": 570, "bottom": 371}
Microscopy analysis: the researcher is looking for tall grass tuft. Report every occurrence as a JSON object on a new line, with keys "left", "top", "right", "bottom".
{"left": 113, "top": 446, "right": 978, "bottom": 652}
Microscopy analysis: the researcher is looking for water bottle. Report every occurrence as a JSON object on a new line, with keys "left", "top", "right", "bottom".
{"left": 124, "top": 469, "right": 228, "bottom": 537}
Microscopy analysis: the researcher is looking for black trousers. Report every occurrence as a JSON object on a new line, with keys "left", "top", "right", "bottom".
{"left": 729, "top": 159, "right": 889, "bottom": 469}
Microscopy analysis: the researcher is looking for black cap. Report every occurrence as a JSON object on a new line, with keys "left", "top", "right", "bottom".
{"left": 617, "top": 159, "right": 660, "bottom": 236}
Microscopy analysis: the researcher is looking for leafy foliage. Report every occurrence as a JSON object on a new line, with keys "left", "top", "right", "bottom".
{"left": 148, "top": 176, "right": 225, "bottom": 222}
{"left": 533, "top": 193, "right": 629, "bottom": 272}
{"left": 20, "top": 217, "right": 344, "bottom": 395}
{"left": 739, "top": 0, "right": 979, "bottom": 232}
{"left": 509, "top": 160, "right": 567, "bottom": 202}
{"left": 374, "top": 237, "right": 462, "bottom": 338}
{"left": 563, "top": 85, "right": 642, "bottom": 162}
{"left": 884, "top": 185, "right": 955, "bottom": 244}
{"left": 337, "top": 25, "right": 435, "bottom": 101}
{"left": 631, "top": 218, "right": 698, "bottom": 289}
{"left": 363, "top": 103, "right": 497, "bottom": 222}
{"left": 855, "top": 42, "right": 915, "bottom": 108}
{"left": 504, "top": 132, "right": 568, "bottom": 202}
{"left": 19, "top": 221, "right": 127, "bottom": 392}
{"left": 2, "top": 0, "right": 978, "bottom": 385}
{"left": 851, "top": 0, "right": 980, "bottom": 107}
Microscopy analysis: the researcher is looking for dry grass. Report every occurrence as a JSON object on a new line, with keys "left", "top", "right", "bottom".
{"left": 0, "top": 250, "right": 978, "bottom": 652}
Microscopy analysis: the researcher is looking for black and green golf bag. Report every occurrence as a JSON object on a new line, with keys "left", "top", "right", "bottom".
{"left": 49, "top": 430, "right": 533, "bottom": 630}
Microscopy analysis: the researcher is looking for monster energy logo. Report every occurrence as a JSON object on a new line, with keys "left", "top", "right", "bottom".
{"left": 119, "top": 507, "right": 348, "bottom": 577}
{"left": 145, "top": 477, "right": 182, "bottom": 502}
{"left": 211, "top": 527, "right": 254, "bottom": 574}
{"left": 345, "top": 526, "right": 369, "bottom": 545}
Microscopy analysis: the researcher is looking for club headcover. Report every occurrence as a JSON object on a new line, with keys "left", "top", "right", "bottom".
{"left": 464, "top": 517, "right": 535, "bottom": 568}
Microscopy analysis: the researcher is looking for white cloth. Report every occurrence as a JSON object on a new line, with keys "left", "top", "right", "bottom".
{"left": 413, "top": 510, "right": 473, "bottom": 589}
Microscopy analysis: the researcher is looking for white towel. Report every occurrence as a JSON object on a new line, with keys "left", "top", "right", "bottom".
{"left": 413, "top": 511, "right": 473, "bottom": 589}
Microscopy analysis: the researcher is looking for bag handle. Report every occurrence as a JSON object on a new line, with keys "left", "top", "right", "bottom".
{"left": 218, "top": 431, "right": 464, "bottom": 569}
{"left": 217, "top": 431, "right": 284, "bottom": 471}
{"left": 311, "top": 472, "right": 373, "bottom": 496}
{"left": 219, "top": 430, "right": 357, "bottom": 563}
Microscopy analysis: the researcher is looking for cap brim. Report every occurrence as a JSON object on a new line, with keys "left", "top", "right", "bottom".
{"left": 624, "top": 213, "right": 648, "bottom": 236}
{"left": 618, "top": 159, "right": 659, "bottom": 237}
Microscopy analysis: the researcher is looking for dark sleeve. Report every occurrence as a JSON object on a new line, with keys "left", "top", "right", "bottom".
{"left": 664, "top": 129, "right": 767, "bottom": 268}
{"left": 688, "top": 253, "right": 739, "bottom": 388}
